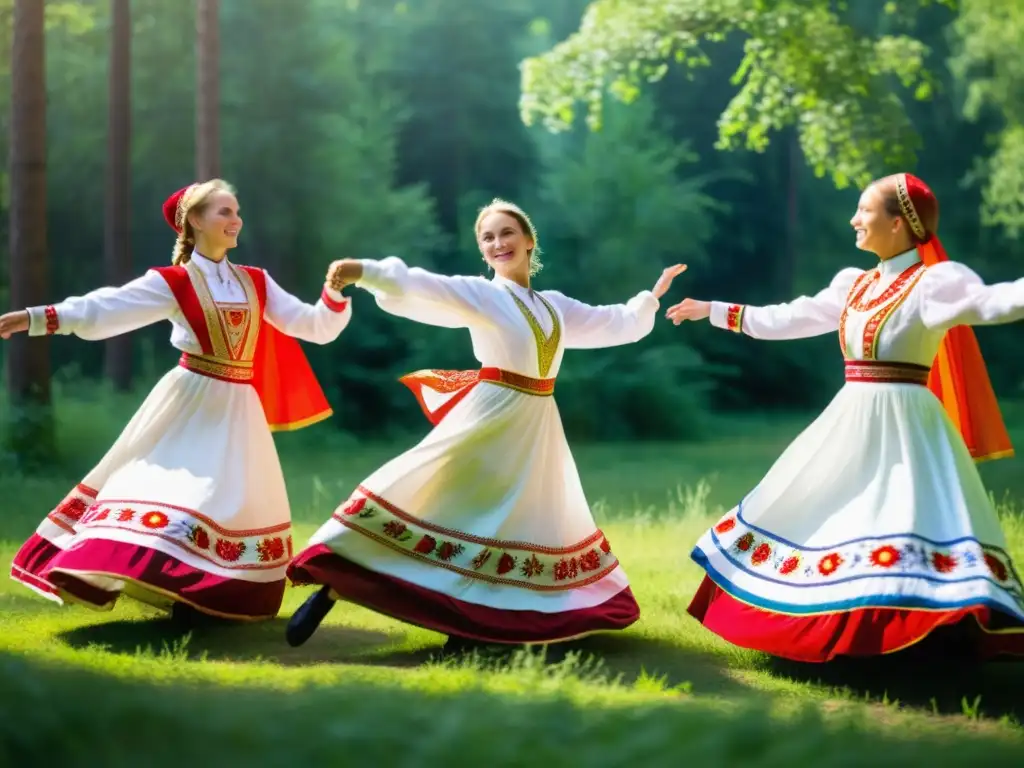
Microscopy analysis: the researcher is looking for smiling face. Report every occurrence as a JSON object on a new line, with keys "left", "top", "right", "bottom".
{"left": 850, "top": 184, "right": 909, "bottom": 259}
{"left": 477, "top": 210, "right": 535, "bottom": 282}
{"left": 189, "top": 190, "right": 243, "bottom": 252}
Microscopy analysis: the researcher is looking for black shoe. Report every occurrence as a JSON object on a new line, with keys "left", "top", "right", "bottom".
{"left": 285, "top": 586, "right": 335, "bottom": 647}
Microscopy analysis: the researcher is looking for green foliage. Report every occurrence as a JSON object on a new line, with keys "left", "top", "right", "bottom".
{"left": 520, "top": 0, "right": 953, "bottom": 190}
{"left": 950, "top": 0, "right": 1024, "bottom": 236}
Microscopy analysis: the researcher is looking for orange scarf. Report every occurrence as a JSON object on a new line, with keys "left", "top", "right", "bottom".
{"left": 919, "top": 237, "right": 1014, "bottom": 462}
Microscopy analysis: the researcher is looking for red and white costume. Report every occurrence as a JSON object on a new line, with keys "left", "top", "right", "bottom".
{"left": 689, "top": 176, "right": 1024, "bottom": 661}
{"left": 288, "top": 257, "right": 656, "bottom": 643}
{"left": 11, "top": 252, "right": 351, "bottom": 620}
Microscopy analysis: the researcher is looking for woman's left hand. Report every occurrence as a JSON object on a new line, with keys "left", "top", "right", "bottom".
{"left": 652, "top": 264, "right": 687, "bottom": 300}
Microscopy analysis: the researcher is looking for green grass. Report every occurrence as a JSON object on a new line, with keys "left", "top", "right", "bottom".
{"left": 3, "top": 384, "right": 1024, "bottom": 764}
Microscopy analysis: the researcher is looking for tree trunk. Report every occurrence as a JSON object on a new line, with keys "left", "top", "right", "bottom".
{"left": 5, "top": 0, "right": 54, "bottom": 467}
{"left": 196, "top": 0, "right": 220, "bottom": 179}
{"left": 780, "top": 127, "right": 800, "bottom": 297}
{"left": 104, "top": 0, "right": 133, "bottom": 391}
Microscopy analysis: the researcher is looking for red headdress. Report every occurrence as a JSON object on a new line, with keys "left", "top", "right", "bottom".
{"left": 897, "top": 173, "right": 1013, "bottom": 461}
{"left": 162, "top": 184, "right": 198, "bottom": 233}
{"left": 158, "top": 183, "right": 335, "bottom": 432}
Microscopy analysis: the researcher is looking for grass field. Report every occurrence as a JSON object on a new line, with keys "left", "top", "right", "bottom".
{"left": 3, "top": 385, "right": 1024, "bottom": 765}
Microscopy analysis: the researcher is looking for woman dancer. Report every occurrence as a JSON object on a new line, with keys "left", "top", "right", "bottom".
{"left": 669, "top": 173, "right": 1024, "bottom": 662}
{"left": 2, "top": 179, "right": 352, "bottom": 621}
{"left": 286, "top": 198, "right": 685, "bottom": 650}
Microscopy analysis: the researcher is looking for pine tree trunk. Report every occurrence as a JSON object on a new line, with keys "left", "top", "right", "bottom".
{"left": 196, "top": 0, "right": 220, "bottom": 179}
{"left": 5, "top": 0, "right": 54, "bottom": 468}
{"left": 104, "top": 0, "right": 133, "bottom": 391}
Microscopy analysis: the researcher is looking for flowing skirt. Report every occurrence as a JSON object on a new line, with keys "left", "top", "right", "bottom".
{"left": 11, "top": 366, "right": 293, "bottom": 620}
{"left": 688, "top": 381, "right": 1024, "bottom": 662}
{"left": 288, "top": 381, "right": 639, "bottom": 643}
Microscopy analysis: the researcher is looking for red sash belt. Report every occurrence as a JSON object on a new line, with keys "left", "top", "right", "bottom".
{"left": 399, "top": 367, "right": 554, "bottom": 425}
{"left": 844, "top": 360, "right": 930, "bottom": 386}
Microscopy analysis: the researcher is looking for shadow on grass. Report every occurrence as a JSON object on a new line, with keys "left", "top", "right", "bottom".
{"left": 361, "top": 632, "right": 759, "bottom": 701}
{"left": 765, "top": 637, "right": 1024, "bottom": 724}
{"left": 57, "top": 616, "right": 403, "bottom": 666}
{"left": 3, "top": 650, "right": 1024, "bottom": 767}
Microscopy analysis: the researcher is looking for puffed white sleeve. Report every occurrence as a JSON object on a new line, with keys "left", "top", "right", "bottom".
{"left": 262, "top": 271, "right": 352, "bottom": 344}
{"left": 355, "top": 256, "right": 490, "bottom": 329}
{"left": 543, "top": 289, "right": 660, "bottom": 349}
{"left": 26, "top": 270, "right": 176, "bottom": 340}
{"left": 919, "top": 261, "right": 1024, "bottom": 331}
{"left": 707, "top": 267, "right": 864, "bottom": 340}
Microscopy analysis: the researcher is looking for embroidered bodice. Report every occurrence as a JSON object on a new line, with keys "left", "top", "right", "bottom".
{"left": 709, "top": 249, "right": 1024, "bottom": 368}
{"left": 26, "top": 252, "right": 351, "bottom": 351}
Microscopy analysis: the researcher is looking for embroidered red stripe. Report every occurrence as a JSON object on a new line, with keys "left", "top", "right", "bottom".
{"left": 44, "top": 305, "right": 59, "bottom": 335}
{"left": 321, "top": 288, "right": 348, "bottom": 313}
{"left": 725, "top": 304, "right": 744, "bottom": 333}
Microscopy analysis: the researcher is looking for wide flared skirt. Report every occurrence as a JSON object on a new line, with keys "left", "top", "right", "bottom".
{"left": 11, "top": 367, "right": 294, "bottom": 620}
{"left": 288, "top": 382, "right": 639, "bottom": 643}
{"left": 687, "top": 381, "right": 1024, "bottom": 662}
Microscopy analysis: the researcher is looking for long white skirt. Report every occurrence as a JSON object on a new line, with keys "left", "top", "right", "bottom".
{"left": 688, "top": 381, "right": 1024, "bottom": 661}
{"left": 289, "top": 381, "right": 639, "bottom": 643}
{"left": 11, "top": 366, "right": 293, "bottom": 619}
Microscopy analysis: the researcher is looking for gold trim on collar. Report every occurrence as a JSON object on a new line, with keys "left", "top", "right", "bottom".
{"left": 506, "top": 287, "right": 561, "bottom": 378}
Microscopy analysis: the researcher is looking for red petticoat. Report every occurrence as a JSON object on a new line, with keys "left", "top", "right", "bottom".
{"left": 687, "top": 575, "right": 1024, "bottom": 662}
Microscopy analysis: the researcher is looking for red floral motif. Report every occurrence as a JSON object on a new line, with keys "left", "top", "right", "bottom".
{"left": 471, "top": 549, "right": 492, "bottom": 569}
{"left": 414, "top": 535, "right": 437, "bottom": 555}
{"left": 870, "top": 545, "right": 901, "bottom": 568}
{"left": 931, "top": 551, "right": 958, "bottom": 574}
{"left": 117, "top": 508, "right": 136, "bottom": 522}
{"left": 496, "top": 553, "right": 517, "bottom": 575}
{"left": 189, "top": 525, "right": 211, "bottom": 550}
{"left": 520, "top": 554, "right": 544, "bottom": 578}
{"left": 578, "top": 549, "right": 602, "bottom": 572}
{"left": 58, "top": 497, "right": 88, "bottom": 521}
{"left": 340, "top": 497, "right": 367, "bottom": 516}
{"left": 256, "top": 537, "right": 285, "bottom": 562}
{"left": 215, "top": 539, "right": 246, "bottom": 562}
{"left": 554, "top": 557, "right": 579, "bottom": 581}
{"left": 92, "top": 509, "right": 110, "bottom": 522}
{"left": 383, "top": 521, "right": 408, "bottom": 539}
{"left": 715, "top": 517, "right": 737, "bottom": 534}
{"left": 985, "top": 553, "right": 1008, "bottom": 582}
{"left": 436, "top": 541, "right": 464, "bottom": 562}
{"left": 750, "top": 543, "right": 772, "bottom": 566}
{"left": 779, "top": 556, "right": 800, "bottom": 575}
{"left": 141, "top": 511, "right": 170, "bottom": 529}
{"left": 600, "top": 537, "right": 611, "bottom": 554}
{"left": 735, "top": 532, "right": 755, "bottom": 552}
{"left": 818, "top": 552, "right": 843, "bottom": 576}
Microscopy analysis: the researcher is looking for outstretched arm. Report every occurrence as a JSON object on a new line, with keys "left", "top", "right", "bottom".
{"left": 328, "top": 256, "right": 490, "bottom": 329}
{"left": 920, "top": 261, "right": 1024, "bottom": 331}
{"left": 551, "top": 265, "right": 686, "bottom": 349}
{"left": 262, "top": 270, "right": 352, "bottom": 344}
{"left": 0, "top": 271, "right": 176, "bottom": 341}
{"left": 666, "top": 267, "right": 864, "bottom": 341}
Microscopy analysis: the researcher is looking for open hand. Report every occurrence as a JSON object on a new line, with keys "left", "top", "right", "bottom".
{"left": 0, "top": 310, "right": 29, "bottom": 339}
{"left": 665, "top": 298, "right": 711, "bottom": 325}
{"left": 652, "top": 264, "right": 687, "bottom": 300}
{"left": 326, "top": 259, "right": 363, "bottom": 292}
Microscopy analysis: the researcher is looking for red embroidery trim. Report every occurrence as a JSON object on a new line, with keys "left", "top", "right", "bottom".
{"left": 725, "top": 304, "right": 745, "bottom": 333}
{"left": 44, "top": 306, "right": 59, "bottom": 335}
{"left": 321, "top": 289, "right": 349, "bottom": 313}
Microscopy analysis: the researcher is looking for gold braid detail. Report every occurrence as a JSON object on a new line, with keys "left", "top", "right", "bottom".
{"left": 895, "top": 173, "right": 926, "bottom": 240}
{"left": 506, "top": 288, "right": 561, "bottom": 378}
